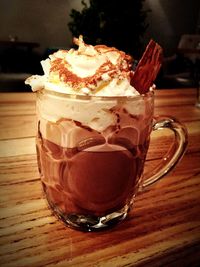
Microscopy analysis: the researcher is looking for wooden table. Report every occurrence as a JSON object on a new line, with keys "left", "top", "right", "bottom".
{"left": 0, "top": 88, "right": 200, "bottom": 267}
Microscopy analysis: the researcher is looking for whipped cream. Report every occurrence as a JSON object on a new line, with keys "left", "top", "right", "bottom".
{"left": 36, "top": 90, "right": 151, "bottom": 146}
{"left": 26, "top": 36, "right": 154, "bottom": 147}
{"left": 25, "top": 36, "right": 139, "bottom": 97}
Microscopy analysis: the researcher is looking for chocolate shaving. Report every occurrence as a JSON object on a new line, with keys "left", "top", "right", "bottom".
{"left": 130, "top": 39, "right": 163, "bottom": 94}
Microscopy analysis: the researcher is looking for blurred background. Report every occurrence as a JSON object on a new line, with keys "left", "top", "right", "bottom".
{"left": 0, "top": 0, "right": 200, "bottom": 91}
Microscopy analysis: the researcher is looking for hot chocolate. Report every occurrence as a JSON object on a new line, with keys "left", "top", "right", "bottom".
{"left": 36, "top": 110, "right": 150, "bottom": 219}
{"left": 25, "top": 36, "right": 163, "bottom": 230}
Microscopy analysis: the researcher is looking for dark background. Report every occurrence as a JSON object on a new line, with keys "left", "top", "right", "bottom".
{"left": 0, "top": 0, "right": 199, "bottom": 91}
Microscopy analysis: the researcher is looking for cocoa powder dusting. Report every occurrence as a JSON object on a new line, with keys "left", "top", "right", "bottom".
{"left": 49, "top": 55, "right": 130, "bottom": 90}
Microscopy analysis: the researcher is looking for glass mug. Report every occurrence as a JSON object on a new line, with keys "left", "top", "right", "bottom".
{"left": 36, "top": 89, "right": 188, "bottom": 231}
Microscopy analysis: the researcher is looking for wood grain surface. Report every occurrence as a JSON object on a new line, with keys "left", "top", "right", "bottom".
{"left": 0, "top": 88, "right": 200, "bottom": 267}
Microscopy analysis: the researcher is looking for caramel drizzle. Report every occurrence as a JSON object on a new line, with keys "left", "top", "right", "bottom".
{"left": 49, "top": 44, "right": 133, "bottom": 90}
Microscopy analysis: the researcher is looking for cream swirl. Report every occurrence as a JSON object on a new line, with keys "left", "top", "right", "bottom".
{"left": 25, "top": 35, "right": 139, "bottom": 96}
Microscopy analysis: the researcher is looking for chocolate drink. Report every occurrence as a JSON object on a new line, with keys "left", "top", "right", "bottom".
{"left": 25, "top": 36, "right": 162, "bottom": 230}
{"left": 25, "top": 36, "right": 188, "bottom": 232}
{"left": 36, "top": 115, "right": 150, "bottom": 219}
{"left": 33, "top": 78, "right": 153, "bottom": 229}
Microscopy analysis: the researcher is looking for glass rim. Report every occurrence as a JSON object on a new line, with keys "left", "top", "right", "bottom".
{"left": 37, "top": 88, "right": 154, "bottom": 101}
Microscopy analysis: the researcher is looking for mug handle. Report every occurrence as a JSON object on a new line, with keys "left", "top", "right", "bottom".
{"left": 139, "top": 116, "right": 188, "bottom": 191}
